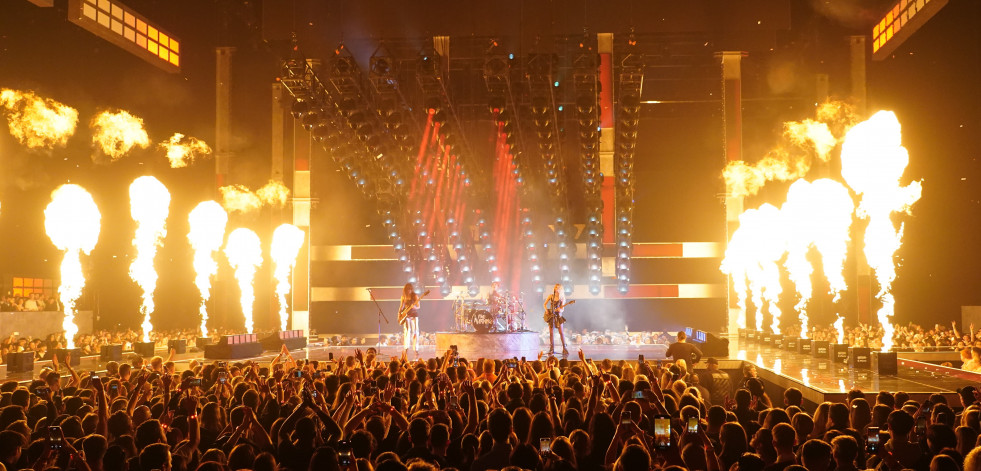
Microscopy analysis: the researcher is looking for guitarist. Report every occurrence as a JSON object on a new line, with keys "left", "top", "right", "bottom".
{"left": 543, "top": 283, "right": 571, "bottom": 356}
{"left": 399, "top": 283, "right": 421, "bottom": 355}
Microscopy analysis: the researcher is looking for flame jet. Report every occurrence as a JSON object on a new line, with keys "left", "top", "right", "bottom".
{"left": 225, "top": 228, "right": 263, "bottom": 334}
{"left": 841, "top": 111, "right": 922, "bottom": 352}
{"left": 721, "top": 203, "right": 785, "bottom": 333}
{"left": 188, "top": 201, "right": 227, "bottom": 337}
{"left": 271, "top": 224, "right": 305, "bottom": 331}
{"left": 45, "top": 185, "right": 101, "bottom": 349}
{"left": 129, "top": 176, "right": 171, "bottom": 343}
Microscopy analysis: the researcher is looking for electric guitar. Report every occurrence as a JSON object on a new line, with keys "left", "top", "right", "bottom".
{"left": 398, "top": 290, "right": 431, "bottom": 325}
{"left": 543, "top": 300, "right": 576, "bottom": 325}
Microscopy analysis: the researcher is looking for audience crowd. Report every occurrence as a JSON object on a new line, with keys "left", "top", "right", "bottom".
{"left": 0, "top": 330, "right": 978, "bottom": 471}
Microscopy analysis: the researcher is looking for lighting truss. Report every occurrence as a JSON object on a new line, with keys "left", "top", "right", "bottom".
{"left": 527, "top": 53, "right": 575, "bottom": 294}
{"left": 614, "top": 39, "right": 643, "bottom": 294}
{"left": 574, "top": 40, "right": 604, "bottom": 295}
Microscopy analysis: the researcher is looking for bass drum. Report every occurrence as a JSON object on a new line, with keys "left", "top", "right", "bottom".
{"left": 468, "top": 309, "right": 495, "bottom": 333}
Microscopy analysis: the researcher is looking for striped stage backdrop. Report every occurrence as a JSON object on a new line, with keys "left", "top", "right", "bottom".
{"left": 309, "top": 242, "right": 725, "bottom": 335}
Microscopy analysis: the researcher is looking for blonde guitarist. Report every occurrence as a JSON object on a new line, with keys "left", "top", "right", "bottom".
{"left": 398, "top": 283, "right": 427, "bottom": 355}
{"left": 543, "top": 283, "right": 575, "bottom": 356}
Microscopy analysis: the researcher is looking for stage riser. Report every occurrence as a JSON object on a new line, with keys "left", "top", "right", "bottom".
{"left": 435, "top": 332, "right": 540, "bottom": 360}
{"left": 204, "top": 343, "right": 264, "bottom": 360}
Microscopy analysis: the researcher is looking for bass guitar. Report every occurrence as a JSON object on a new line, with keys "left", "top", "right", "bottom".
{"left": 398, "top": 290, "right": 431, "bottom": 325}
{"left": 543, "top": 300, "right": 576, "bottom": 325}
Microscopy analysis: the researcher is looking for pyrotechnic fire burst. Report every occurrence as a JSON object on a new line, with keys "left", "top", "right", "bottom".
{"left": 782, "top": 179, "right": 855, "bottom": 339}
{"left": 219, "top": 181, "right": 290, "bottom": 213}
{"left": 257, "top": 181, "right": 290, "bottom": 207}
{"left": 724, "top": 101, "right": 858, "bottom": 198}
{"left": 188, "top": 201, "right": 227, "bottom": 337}
{"left": 225, "top": 228, "right": 263, "bottom": 334}
{"left": 721, "top": 203, "right": 785, "bottom": 333}
{"left": 91, "top": 110, "right": 150, "bottom": 160}
{"left": 0, "top": 89, "right": 78, "bottom": 149}
{"left": 271, "top": 224, "right": 305, "bottom": 331}
{"left": 129, "top": 176, "right": 171, "bottom": 343}
{"left": 841, "top": 111, "right": 922, "bottom": 352}
{"left": 44, "top": 185, "right": 101, "bottom": 349}
{"left": 161, "top": 133, "right": 211, "bottom": 168}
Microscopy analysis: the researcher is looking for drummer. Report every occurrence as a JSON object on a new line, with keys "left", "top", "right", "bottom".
{"left": 487, "top": 281, "right": 504, "bottom": 314}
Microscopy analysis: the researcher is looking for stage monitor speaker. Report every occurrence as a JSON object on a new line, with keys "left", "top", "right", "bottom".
{"left": 133, "top": 342, "right": 155, "bottom": 358}
{"left": 7, "top": 351, "right": 34, "bottom": 373}
{"left": 260, "top": 330, "right": 307, "bottom": 351}
{"left": 100, "top": 345, "right": 123, "bottom": 362}
{"left": 196, "top": 337, "right": 214, "bottom": 349}
{"left": 691, "top": 330, "right": 728, "bottom": 358}
{"left": 168, "top": 339, "right": 187, "bottom": 354}
{"left": 54, "top": 349, "right": 81, "bottom": 366}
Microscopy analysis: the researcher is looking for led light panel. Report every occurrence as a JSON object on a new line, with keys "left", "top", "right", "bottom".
{"left": 69, "top": 0, "right": 180, "bottom": 72}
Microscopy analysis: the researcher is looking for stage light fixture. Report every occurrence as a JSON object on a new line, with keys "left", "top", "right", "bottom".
{"left": 69, "top": 0, "right": 180, "bottom": 72}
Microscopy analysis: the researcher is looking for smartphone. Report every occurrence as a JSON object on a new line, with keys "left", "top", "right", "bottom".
{"left": 218, "top": 372, "right": 227, "bottom": 383}
{"left": 110, "top": 383, "right": 119, "bottom": 392}
{"left": 217, "top": 361, "right": 227, "bottom": 368}
{"left": 312, "top": 371, "right": 321, "bottom": 379}
{"left": 48, "top": 426, "right": 62, "bottom": 449}
{"left": 915, "top": 417, "right": 927, "bottom": 436}
{"left": 329, "top": 352, "right": 334, "bottom": 361}
{"left": 621, "top": 411, "right": 632, "bottom": 425}
{"left": 656, "top": 359, "right": 663, "bottom": 369}
{"left": 654, "top": 416, "right": 671, "bottom": 450}
{"left": 521, "top": 356, "right": 526, "bottom": 363}
{"left": 923, "top": 400, "right": 933, "bottom": 414}
{"left": 337, "top": 440, "right": 353, "bottom": 466}
{"left": 188, "top": 378, "right": 202, "bottom": 387}
{"left": 687, "top": 416, "right": 699, "bottom": 434}
{"left": 448, "top": 395, "right": 459, "bottom": 410}
{"left": 638, "top": 354, "right": 645, "bottom": 363}
{"left": 539, "top": 437, "right": 551, "bottom": 454}
{"left": 35, "top": 386, "right": 50, "bottom": 395}
{"left": 633, "top": 390, "right": 645, "bottom": 400}
{"left": 453, "top": 358, "right": 460, "bottom": 368}
{"left": 294, "top": 370, "right": 303, "bottom": 379}
{"left": 866, "top": 427, "right": 880, "bottom": 452}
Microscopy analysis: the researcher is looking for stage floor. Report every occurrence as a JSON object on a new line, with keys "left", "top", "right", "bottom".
{"left": 729, "top": 338, "right": 981, "bottom": 404}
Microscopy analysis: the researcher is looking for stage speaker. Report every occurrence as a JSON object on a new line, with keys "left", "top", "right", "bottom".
{"left": 260, "top": 330, "right": 307, "bottom": 351}
{"left": 785, "top": 337, "right": 799, "bottom": 351}
{"left": 849, "top": 347, "right": 871, "bottom": 370}
{"left": 196, "top": 337, "right": 214, "bottom": 349}
{"left": 54, "top": 348, "right": 81, "bottom": 366}
{"left": 133, "top": 342, "right": 155, "bottom": 358}
{"left": 691, "top": 330, "right": 729, "bottom": 358}
{"left": 168, "top": 339, "right": 187, "bottom": 354}
{"left": 100, "top": 344, "right": 122, "bottom": 362}
{"left": 7, "top": 351, "right": 34, "bottom": 373}
{"left": 772, "top": 335, "right": 784, "bottom": 349}
{"left": 829, "top": 344, "right": 849, "bottom": 363}
{"left": 810, "top": 340, "right": 829, "bottom": 357}
{"left": 872, "top": 351, "right": 898, "bottom": 375}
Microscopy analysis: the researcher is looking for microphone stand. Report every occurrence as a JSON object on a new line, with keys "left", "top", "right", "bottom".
{"left": 367, "top": 288, "right": 390, "bottom": 347}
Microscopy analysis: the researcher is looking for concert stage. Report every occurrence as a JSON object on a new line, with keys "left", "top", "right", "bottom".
{"left": 435, "top": 331, "right": 539, "bottom": 359}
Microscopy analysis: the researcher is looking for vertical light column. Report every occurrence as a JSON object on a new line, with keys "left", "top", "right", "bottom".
{"left": 850, "top": 35, "right": 872, "bottom": 326}
{"left": 597, "top": 33, "right": 616, "bottom": 281}
{"left": 289, "top": 66, "right": 313, "bottom": 336}
{"left": 719, "top": 51, "right": 746, "bottom": 339}
{"left": 214, "top": 47, "right": 234, "bottom": 326}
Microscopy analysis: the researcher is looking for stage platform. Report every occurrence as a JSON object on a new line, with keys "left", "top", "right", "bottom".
{"left": 729, "top": 337, "right": 981, "bottom": 405}
{"left": 7, "top": 335, "right": 976, "bottom": 406}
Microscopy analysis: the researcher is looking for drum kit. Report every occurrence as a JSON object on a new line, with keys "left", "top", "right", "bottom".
{"left": 452, "top": 290, "right": 528, "bottom": 333}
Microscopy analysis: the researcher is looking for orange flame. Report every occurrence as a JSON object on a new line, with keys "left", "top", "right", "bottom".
{"left": 160, "top": 133, "right": 211, "bottom": 168}
{"left": 91, "top": 110, "right": 150, "bottom": 160}
{"left": 0, "top": 89, "right": 78, "bottom": 149}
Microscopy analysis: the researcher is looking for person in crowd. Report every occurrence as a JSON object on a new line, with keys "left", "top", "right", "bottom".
{"left": 665, "top": 331, "right": 703, "bottom": 366}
